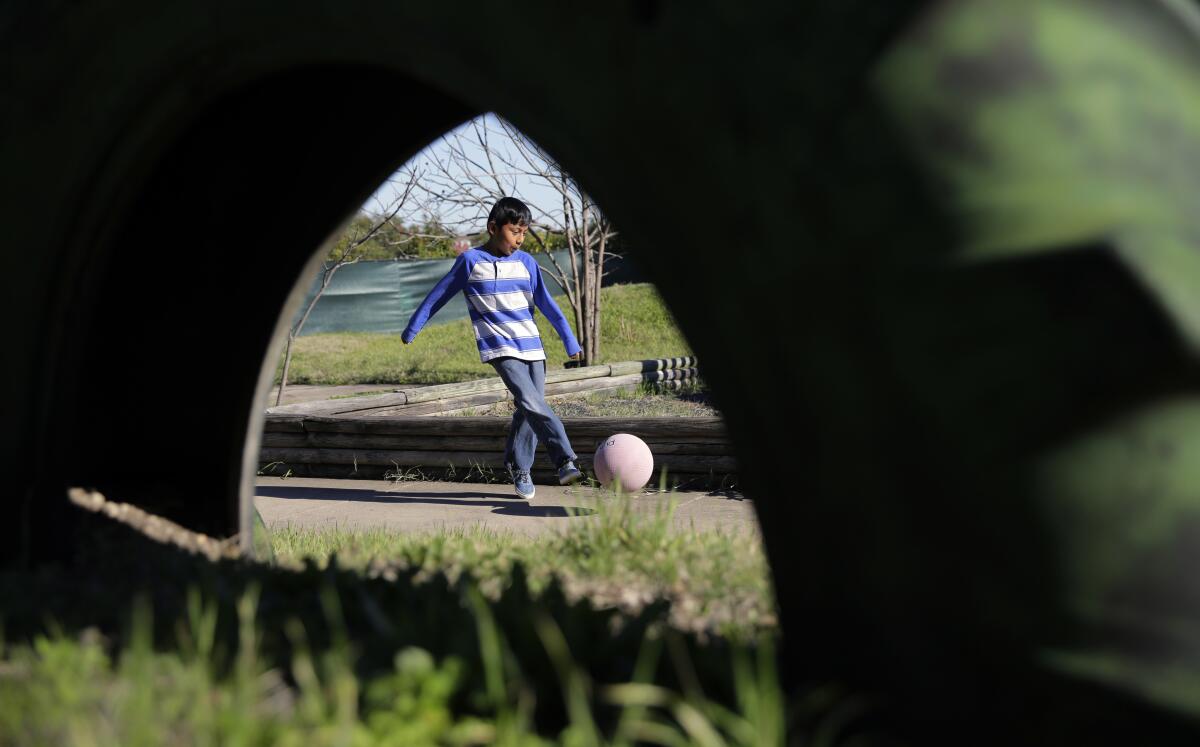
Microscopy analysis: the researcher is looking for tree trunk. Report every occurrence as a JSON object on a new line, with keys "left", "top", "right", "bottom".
{"left": 580, "top": 198, "right": 595, "bottom": 365}
{"left": 275, "top": 334, "right": 297, "bottom": 406}
{"left": 275, "top": 261, "right": 341, "bottom": 406}
{"left": 563, "top": 186, "right": 585, "bottom": 355}
{"left": 592, "top": 228, "right": 607, "bottom": 363}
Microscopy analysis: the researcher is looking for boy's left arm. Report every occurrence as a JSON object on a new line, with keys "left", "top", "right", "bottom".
{"left": 528, "top": 257, "right": 582, "bottom": 358}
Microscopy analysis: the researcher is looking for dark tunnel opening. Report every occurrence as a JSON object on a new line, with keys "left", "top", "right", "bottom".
{"left": 31, "top": 66, "right": 476, "bottom": 555}
{"left": 8, "top": 3, "right": 1200, "bottom": 741}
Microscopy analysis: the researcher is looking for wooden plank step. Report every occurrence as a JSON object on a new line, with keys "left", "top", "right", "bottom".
{"left": 268, "top": 415, "right": 728, "bottom": 439}
{"left": 367, "top": 391, "right": 510, "bottom": 417}
{"left": 260, "top": 431, "right": 732, "bottom": 454}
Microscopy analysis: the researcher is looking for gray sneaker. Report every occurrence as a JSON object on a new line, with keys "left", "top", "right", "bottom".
{"left": 557, "top": 460, "right": 584, "bottom": 486}
{"left": 512, "top": 468, "right": 536, "bottom": 499}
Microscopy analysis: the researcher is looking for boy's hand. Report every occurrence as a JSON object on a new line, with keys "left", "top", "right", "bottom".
{"left": 565, "top": 351, "right": 583, "bottom": 368}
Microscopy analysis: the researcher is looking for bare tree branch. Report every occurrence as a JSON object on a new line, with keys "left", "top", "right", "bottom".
{"left": 396, "top": 113, "right": 621, "bottom": 364}
{"left": 276, "top": 169, "right": 420, "bottom": 405}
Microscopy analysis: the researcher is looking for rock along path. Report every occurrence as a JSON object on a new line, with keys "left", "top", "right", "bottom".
{"left": 255, "top": 477, "right": 756, "bottom": 537}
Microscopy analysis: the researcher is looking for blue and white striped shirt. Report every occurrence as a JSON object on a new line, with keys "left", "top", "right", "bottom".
{"left": 401, "top": 248, "right": 582, "bottom": 363}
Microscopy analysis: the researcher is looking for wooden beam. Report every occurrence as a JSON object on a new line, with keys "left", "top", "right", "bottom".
{"left": 608, "top": 356, "right": 697, "bottom": 376}
{"left": 262, "top": 415, "right": 307, "bottom": 432}
{"left": 266, "top": 391, "right": 410, "bottom": 417}
{"left": 261, "top": 431, "right": 732, "bottom": 454}
{"left": 366, "top": 390, "right": 511, "bottom": 417}
{"left": 542, "top": 363, "right": 612, "bottom": 384}
{"left": 290, "top": 415, "right": 727, "bottom": 438}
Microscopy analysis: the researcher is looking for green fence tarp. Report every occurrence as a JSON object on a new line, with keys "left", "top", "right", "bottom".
{"left": 292, "top": 251, "right": 643, "bottom": 335}
{"left": 292, "top": 251, "right": 577, "bottom": 336}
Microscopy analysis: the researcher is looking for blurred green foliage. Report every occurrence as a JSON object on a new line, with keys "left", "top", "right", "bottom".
{"left": 0, "top": 501, "right": 809, "bottom": 747}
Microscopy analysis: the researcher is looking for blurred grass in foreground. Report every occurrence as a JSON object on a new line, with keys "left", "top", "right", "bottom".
{"left": 0, "top": 586, "right": 802, "bottom": 747}
{"left": 0, "top": 493, "right": 880, "bottom": 744}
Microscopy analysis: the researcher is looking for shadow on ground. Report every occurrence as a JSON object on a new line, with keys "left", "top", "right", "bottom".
{"left": 255, "top": 485, "right": 596, "bottom": 517}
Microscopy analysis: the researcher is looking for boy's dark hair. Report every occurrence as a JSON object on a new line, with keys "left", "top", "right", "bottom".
{"left": 488, "top": 196, "right": 532, "bottom": 228}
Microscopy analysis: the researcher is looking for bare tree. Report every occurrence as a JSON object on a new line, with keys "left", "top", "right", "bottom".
{"left": 274, "top": 174, "right": 418, "bottom": 406}
{"left": 411, "top": 114, "right": 618, "bottom": 365}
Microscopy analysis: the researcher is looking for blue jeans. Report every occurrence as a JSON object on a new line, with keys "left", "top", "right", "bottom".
{"left": 489, "top": 356, "right": 577, "bottom": 472}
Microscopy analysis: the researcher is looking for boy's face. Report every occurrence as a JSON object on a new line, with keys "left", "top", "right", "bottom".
{"left": 487, "top": 220, "right": 528, "bottom": 256}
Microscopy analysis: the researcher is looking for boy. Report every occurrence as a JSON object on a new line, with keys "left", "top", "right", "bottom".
{"left": 401, "top": 197, "right": 585, "bottom": 498}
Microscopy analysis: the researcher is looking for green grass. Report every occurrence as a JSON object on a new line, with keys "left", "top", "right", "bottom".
{"left": 276, "top": 283, "right": 693, "bottom": 385}
{"left": 269, "top": 493, "right": 773, "bottom": 640}
{"left": 0, "top": 495, "right": 855, "bottom": 746}
{"left": 0, "top": 588, "right": 797, "bottom": 747}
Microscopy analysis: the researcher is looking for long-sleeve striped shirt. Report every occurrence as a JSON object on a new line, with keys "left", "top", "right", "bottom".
{"left": 401, "top": 247, "right": 582, "bottom": 363}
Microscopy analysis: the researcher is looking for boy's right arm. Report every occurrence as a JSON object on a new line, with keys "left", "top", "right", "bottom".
{"left": 401, "top": 254, "right": 470, "bottom": 343}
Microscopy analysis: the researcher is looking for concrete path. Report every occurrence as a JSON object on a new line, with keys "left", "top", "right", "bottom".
{"left": 255, "top": 477, "right": 757, "bottom": 537}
